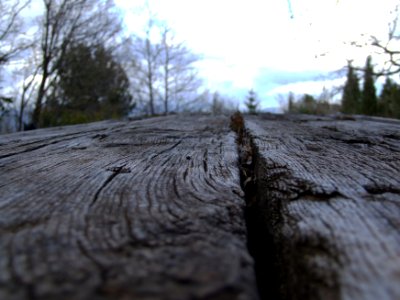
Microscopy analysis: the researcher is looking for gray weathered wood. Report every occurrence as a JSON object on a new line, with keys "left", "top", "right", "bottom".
{"left": 3, "top": 112, "right": 400, "bottom": 300}
{"left": 0, "top": 115, "right": 258, "bottom": 300}
{"left": 245, "top": 114, "right": 400, "bottom": 300}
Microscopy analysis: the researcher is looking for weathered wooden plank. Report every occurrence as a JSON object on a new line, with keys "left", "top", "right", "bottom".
{"left": 0, "top": 116, "right": 258, "bottom": 300}
{"left": 244, "top": 114, "right": 400, "bottom": 300}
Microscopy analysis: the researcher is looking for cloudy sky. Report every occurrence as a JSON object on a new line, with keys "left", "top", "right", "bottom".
{"left": 13, "top": 0, "right": 399, "bottom": 110}
{"left": 114, "top": 0, "right": 399, "bottom": 109}
{"left": 6, "top": 0, "right": 400, "bottom": 110}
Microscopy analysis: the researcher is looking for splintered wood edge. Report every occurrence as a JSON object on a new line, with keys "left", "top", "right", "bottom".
{"left": 245, "top": 115, "right": 400, "bottom": 300}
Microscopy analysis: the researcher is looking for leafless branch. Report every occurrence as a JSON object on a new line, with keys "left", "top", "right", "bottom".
{"left": 32, "top": 0, "right": 123, "bottom": 126}
{"left": 0, "top": 0, "right": 31, "bottom": 65}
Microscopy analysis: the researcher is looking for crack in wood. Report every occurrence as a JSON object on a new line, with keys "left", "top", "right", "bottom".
{"left": 364, "top": 185, "right": 400, "bottom": 195}
{"left": 2, "top": 114, "right": 398, "bottom": 299}
{"left": 231, "top": 112, "right": 281, "bottom": 300}
{"left": 241, "top": 114, "right": 400, "bottom": 300}
{"left": 89, "top": 164, "right": 129, "bottom": 207}
{"left": 0, "top": 128, "right": 109, "bottom": 160}
{"left": 150, "top": 139, "right": 182, "bottom": 160}
{"left": 0, "top": 116, "right": 259, "bottom": 300}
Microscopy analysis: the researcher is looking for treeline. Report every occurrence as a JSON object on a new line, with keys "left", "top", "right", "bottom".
{"left": 0, "top": 0, "right": 205, "bottom": 132}
{"left": 287, "top": 56, "right": 400, "bottom": 119}
{"left": 286, "top": 91, "right": 341, "bottom": 115}
{"left": 342, "top": 56, "right": 400, "bottom": 119}
{"left": 41, "top": 44, "right": 133, "bottom": 127}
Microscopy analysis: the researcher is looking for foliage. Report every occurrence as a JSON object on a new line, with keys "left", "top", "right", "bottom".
{"left": 42, "top": 43, "right": 133, "bottom": 126}
{"left": 288, "top": 92, "right": 295, "bottom": 112}
{"left": 211, "top": 92, "right": 223, "bottom": 115}
{"left": 339, "top": 56, "right": 400, "bottom": 119}
{"left": 1, "top": 2, "right": 206, "bottom": 131}
{"left": 361, "top": 56, "right": 377, "bottom": 115}
{"left": 0, "top": 96, "right": 12, "bottom": 120}
{"left": 287, "top": 92, "right": 340, "bottom": 115}
{"left": 32, "top": 0, "right": 122, "bottom": 127}
{"left": 341, "top": 61, "right": 361, "bottom": 114}
{"left": 245, "top": 89, "right": 258, "bottom": 114}
{"left": 289, "top": 94, "right": 317, "bottom": 114}
{"left": 378, "top": 77, "right": 400, "bottom": 119}
{"left": 207, "top": 91, "right": 238, "bottom": 114}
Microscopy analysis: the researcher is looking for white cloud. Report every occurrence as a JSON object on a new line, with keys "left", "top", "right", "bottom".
{"left": 115, "top": 0, "right": 399, "bottom": 107}
{"left": 268, "top": 77, "right": 346, "bottom": 97}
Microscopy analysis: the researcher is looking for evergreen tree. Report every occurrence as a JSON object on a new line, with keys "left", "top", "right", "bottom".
{"left": 379, "top": 77, "right": 397, "bottom": 117}
{"left": 288, "top": 92, "right": 295, "bottom": 112}
{"left": 43, "top": 43, "right": 133, "bottom": 126}
{"left": 393, "top": 90, "right": 400, "bottom": 119}
{"left": 377, "top": 78, "right": 400, "bottom": 119}
{"left": 211, "top": 92, "right": 223, "bottom": 115}
{"left": 361, "top": 56, "right": 378, "bottom": 116}
{"left": 0, "top": 96, "right": 12, "bottom": 121}
{"left": 245, "top": 89, "right": 258, "bottom": 114}
{"left": 298, "top": 94, "right": 316, "bottom": 114}
{"left": 341, "top": 61, "right": 361, "bottom": 114}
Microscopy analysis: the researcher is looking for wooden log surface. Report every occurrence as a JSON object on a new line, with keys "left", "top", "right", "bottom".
{"left": 2, "top": 113, "right": 400, "bottom": 300}
{"left": 244, "top": 114, "right": 400, "bottom": 300}
{"left": 0, "top": 116, "right": 258, "bottom": 300}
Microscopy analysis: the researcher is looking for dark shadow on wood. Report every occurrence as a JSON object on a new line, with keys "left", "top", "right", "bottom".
{"left": 232, "top": 112, "right": 282, "bottom": 300}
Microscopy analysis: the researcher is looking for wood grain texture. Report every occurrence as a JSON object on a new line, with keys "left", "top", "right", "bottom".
{"left": 245, "top": 114, "right": 400, "bottom": 300}
{"left": 0, "top": 115, "right": 258, "bottom": 300}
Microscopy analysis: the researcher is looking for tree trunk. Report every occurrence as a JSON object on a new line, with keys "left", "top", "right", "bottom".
{"left": 146, "top": 39, "right": 155, "bottom": 116}
{"left": 164, "top": 64, "right": 169, "bottom": 115}
{"left": 32, "top": 62, "right": 49, "bottom": 127}
{"left": 163, "top": 38, "right": 170, "bottom": 115}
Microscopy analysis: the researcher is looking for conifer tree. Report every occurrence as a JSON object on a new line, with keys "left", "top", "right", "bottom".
{"left": 393, "top": 91, "right": 400, "bottom": 119}
{"left": 361, "top": 56, "right": 377, "bottom": 116}
{"left": 245, "top": 89, "right": 258, "bottom": 114}
{"left": 379, "top": 77, "right": 396, "bottom": 117}
{"left": 288, "top": 92, "right": 295, "bottom": 112}
{"left": 341, "top": 61, "right": 361, "bottom": 114}
{"left": 42, "top": 43, "right": 133, "bottom": 126}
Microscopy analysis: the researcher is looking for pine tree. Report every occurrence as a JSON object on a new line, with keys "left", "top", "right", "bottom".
{"left": 341, "top": 61, "right": 361, "bottom": 114}
{"left": 43, "top": 43, "right": 133, "bottom": 126}
{"left": 245, "top": 89, "right": 258, "bottom": 114}
{"left": 378, "top": 77, "right": 400, "bottom": 119}
{"left": 379, "top": 77, "right": 397, "bottom": 117}
{"left": 298, "top": 94, "right": 316, "bottom": 114}
{"left": 211, "top": 92, "right": 223, "bottom": 115}
{"left": 288, "top": 92, "right": 295, "bottom": 112}
{"left": 393, "top": 90, "right": 400, "bottom": 119}
{"left": 0, "top": 96, "right": 12, "bottom": 121}
{"left": 361, "top": 56, "right": 378, "bottom": 116}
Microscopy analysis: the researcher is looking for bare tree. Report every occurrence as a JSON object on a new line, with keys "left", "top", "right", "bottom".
{"left": 159, "top": 26, "right": 201, "bottom": 114}
{"left": 0, "top": 0, "right": 32, "bottom": 125}
{"left": 350, "top": 5, "right": 400, "bottom": 76}
{"left": 17, "top": 65, "right": 39, "bottom": 131}
{"left": 0, "top": 0, "right": 31, "bottom": 66}
{"left": 161, "top": 27, "right": 172, "bottom": 115}
{"left": 129, "top": 10, "right": 202, "bottom": 116}
{"left": 130, "top": 17, "right": 162, "bottom": 116}
{"left": 368, "top": 4, "right": 400, "bottom": 75}
{"left": 32, "top": 0, "right": 122, "bottom": 127}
